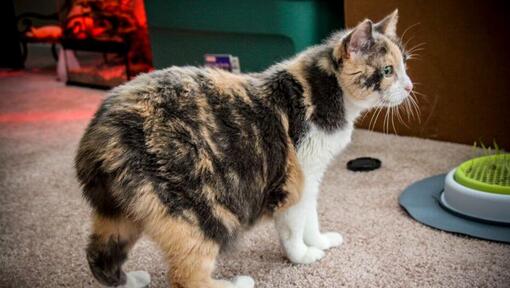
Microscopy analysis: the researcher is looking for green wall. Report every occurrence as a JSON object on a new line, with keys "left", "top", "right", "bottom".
{"left": 145, "top": 0, "right": 344, "bottom": 72}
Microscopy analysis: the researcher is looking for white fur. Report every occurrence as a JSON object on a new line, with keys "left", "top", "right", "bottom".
{"left": 213, "top": 276, "right": 255, "bottom": 288}
{"left": 384, "top": 57, "right": 412, "bottom": 107}
{"left": 232, "top": 276, "right": 255, "bottom": 288}
{"left": 114, "top": 271, "right": 150, "bottom": 288}
{"left": 275, "top": 97, "right": 364, "bottom": 264}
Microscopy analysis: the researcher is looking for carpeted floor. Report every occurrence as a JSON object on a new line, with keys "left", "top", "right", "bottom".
{"left": 0, "top": 70, "right": 509, "bottom": 288}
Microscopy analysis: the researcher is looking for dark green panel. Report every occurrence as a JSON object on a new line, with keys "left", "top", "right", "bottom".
{"left": 145, "top": 0, "right": 344, "bottom": 72}
{"left": 150, "top": 28, "right": 294, "bottom": 72}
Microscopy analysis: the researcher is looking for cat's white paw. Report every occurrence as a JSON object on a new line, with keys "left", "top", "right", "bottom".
{"left": 288, "top": 246, "right": 325, "bottom": 264}
{"left": 323, "top": 232, "right": 343, "bottom": 247}
{"left": 232, "top": 275, "right": 255, "bottom": 288}
{"left": 305, "top": 232, "right": 344, "bottom": 250}
{"left": 115, "top": 271, "right": 150, "bottom": 288}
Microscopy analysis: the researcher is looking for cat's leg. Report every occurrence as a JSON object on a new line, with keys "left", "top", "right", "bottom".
{"left": 303, "top": 194, "right": 343, "bottom": 250}
{"left": 275, "top": 199, "right": 325, "bottom": 264}
{"left": 86, "top": 213, "right": 146, "bottom": 287}
{"left": 300, "top": 176, "right": 343, "bottom": 251}
{"left": 146, "top": 214, "right": 254, "bottom": 288}
{"left": 276, "top": 175, "right": 342, "bottom": 260}
{"left": 274, "top": 145, "right": 324, "bottom": 264}
{"left": 137, "top": 192, "right": 253, "bottom": 288}
{"left": 275, "top": 147, "right": 325, "bottom": 264}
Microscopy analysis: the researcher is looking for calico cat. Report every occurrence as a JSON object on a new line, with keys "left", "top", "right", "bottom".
{"left": 75, "top": 10, "right": 412, "bottom": 288}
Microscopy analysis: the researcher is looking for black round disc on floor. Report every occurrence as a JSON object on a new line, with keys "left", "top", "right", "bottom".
{"left": 346, "top": 157, "right": 381, "bottom": 172}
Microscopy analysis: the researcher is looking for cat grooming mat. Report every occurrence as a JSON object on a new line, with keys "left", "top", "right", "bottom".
{"left": 399, "top": 154, "right": 510, "bottom": 243}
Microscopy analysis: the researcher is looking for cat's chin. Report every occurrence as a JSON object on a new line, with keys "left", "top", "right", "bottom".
{"left": 379, "top": 97, "right": 406, "bottom": 108}
{"left": 381, "top": 101, "right": 402, "bottom": 108}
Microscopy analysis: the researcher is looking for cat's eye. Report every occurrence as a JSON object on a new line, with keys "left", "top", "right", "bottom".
{"left": 382, "top": 65, "right": 393, "bottom": 77}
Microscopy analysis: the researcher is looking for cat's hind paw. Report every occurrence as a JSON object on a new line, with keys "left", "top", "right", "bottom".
{"left": 115, "top": 271, "right": 150, "bottom": 288}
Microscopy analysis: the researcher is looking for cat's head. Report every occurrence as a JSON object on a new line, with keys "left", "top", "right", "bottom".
{"left": 331, "top": 10, "right": 412, "bottom": 109}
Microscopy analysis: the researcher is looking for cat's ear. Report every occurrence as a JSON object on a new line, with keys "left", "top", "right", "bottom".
{"left": 375, "top": 9, "right": 399, "bottom": 38}
{"left": 346, "top": 19, "right": 374, "bottom": 56}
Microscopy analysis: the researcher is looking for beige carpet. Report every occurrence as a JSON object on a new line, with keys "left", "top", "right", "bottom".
{"left": 0, "top": 71, "right": 509, "bottom": 288}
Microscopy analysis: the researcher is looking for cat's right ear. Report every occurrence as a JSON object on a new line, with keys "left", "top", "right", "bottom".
{"left": 345, "top": 19, "right": 374, "bottom": 58}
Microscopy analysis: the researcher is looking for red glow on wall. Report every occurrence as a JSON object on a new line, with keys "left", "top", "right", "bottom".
{"left": 0, "top": 110, "right": 96, "bottom": 123}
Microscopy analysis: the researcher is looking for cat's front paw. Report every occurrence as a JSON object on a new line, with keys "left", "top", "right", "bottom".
{"left": 287, "top": 246, "right": 325, "bottom": 264}
{"left": 232, "top": 275, "right": 255, "bottom": 288}
{"left": 323, "top": 232, "right": 343, "bottom": 247}
{"left": 305, "top": 232, "right": 344, "bottom": 250}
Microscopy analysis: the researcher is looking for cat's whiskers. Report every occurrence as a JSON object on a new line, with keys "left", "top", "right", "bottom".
{"left": 411, "top": 90, "right": 427, "bottom": 97}
{"left": 407, "top": 43, "right": 426, "bottom": 55}
{"left": 368, "top": 100, "right": 385, "bottom": 131}
{"left": 403, "top": 96, "right": 415, "bottom": 122}
{"left": 403, "top": 36, "right": 415, "bottom": 51}
{"left": 382, "top": 107, "right": 388, "bottom": 133}
{"left": 374, "top": 108, "right": 384, "bottom": 132}
{"left": 407, "top": 51, "right": 424, "bottom": 60}
{"left": 409, "top": 91, "right": 422, "bottom": 123}
{"left": 387, "top": 106, "right": 395, "bottom": 134}
{"left": 401, "top": 22, "right": 421, "bottom": 45}
{"left": 359, "top": 108, "right": 372, "bottom": 123}
{"left": 407, "top": 52, "right": 422, "bottom": 61}
{"left": 390, "top": 105, "right": 398, "bottom": 134}
{"left": 405, "top": 41, "right": 426, "bottom": 63}
{"left": 384, "top": 106, "right": 391, "bottom": 134}
{"left": 395, "top": 103, "right": 410, "bottom": 128}
{"left": 387, "top": 107, "right": 392, "bottom": 134}
{"left": 367, "top": 103, "right": 380, "bottom": 131}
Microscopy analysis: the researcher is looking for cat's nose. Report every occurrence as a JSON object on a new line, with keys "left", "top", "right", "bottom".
{"left": 404, "top": 83, "right": 413, "bottom": 92}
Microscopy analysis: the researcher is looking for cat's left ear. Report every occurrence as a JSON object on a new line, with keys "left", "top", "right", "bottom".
{"left": 374, "top": 9, "right": 399, "bottom": 38}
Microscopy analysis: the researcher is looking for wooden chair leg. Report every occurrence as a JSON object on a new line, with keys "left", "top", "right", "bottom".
{"left": 51, "top": 43, "right": 58, "bottom": 61}
{"left": 20, "top": 40, "right": 28, "bottom": 66}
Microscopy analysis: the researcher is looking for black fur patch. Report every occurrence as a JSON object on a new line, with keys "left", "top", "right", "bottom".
{"left": 378, "top": 45, "right": 387, "bottom": 55}
{"left": 81, "top": 163, "right": 122, "bottom": 218}
{"left": 328, "top": 48, "right": 341, "bottom": 71}
{"left": 305, "top": 64, "right": 346, "bottom": 132}
{"left": 86, "top": 234, "right": 128, "bottom": 286}
{"left": 364, "top": 69, "right": 383, "bottom": 91}
{"left": 266, "top": 70, "right": 308, "bottom": 146}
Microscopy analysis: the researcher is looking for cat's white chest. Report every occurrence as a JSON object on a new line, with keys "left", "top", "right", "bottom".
{"left": 297, "top": 124, "right": 353, "bottom": 182}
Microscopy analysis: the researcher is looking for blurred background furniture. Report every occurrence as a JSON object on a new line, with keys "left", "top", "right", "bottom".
{"left": 17, "top": 11, "right": 62, "bottom": 66}
{"left": 0, "top": 1, "right": 24, "bottom": 68}
{"left": 59, "top": 0, "right": 152, "bottom": 88}
{"left": 60, "top": 37, "right": 131, "bottom": 88}
{"left": 15, "top": 0, "right": 71, "bottom": 67}
{"left": 12, "top": 0, "right": 152, "bottom": 88}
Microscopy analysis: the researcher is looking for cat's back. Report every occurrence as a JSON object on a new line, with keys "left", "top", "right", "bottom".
{"left": 76, "top": 66, "right": 290, "bottom": 226}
